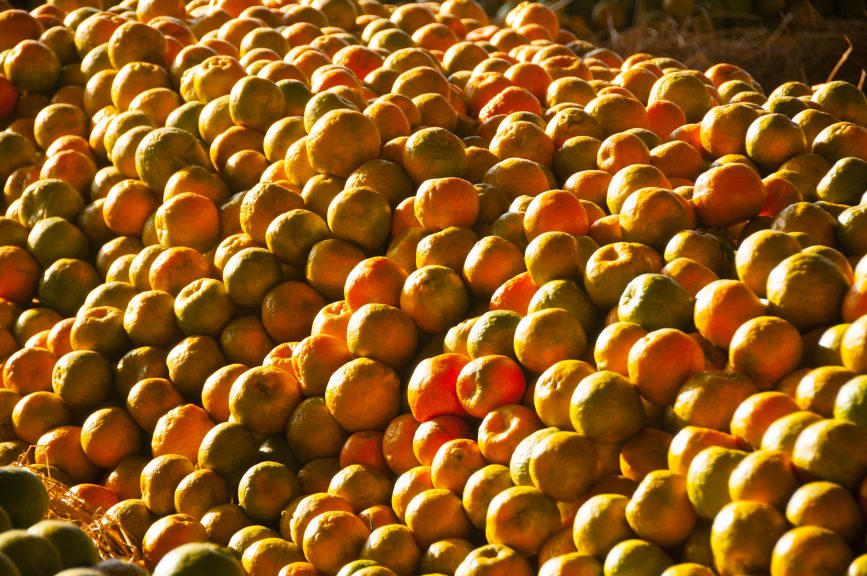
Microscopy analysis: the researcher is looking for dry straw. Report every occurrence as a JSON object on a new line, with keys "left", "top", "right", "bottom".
{"left": 13, "top": 448, "right": 144, "bottom": 566}
{"left": 556, "top": 2, "right": 867, "bottom": 89}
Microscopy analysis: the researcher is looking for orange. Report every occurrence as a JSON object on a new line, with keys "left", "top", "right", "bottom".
{"left": 431, "top": 437, "right": 487, "bottom": 495}
{"left": 326, "top": 357, "right": 401, "bottom": 432}
{"left": 584, "top": 242, "right": 662, "bottom": 310}
{"left": 619, "top": 187, "right": 693, "bottom": 250}
{"left": 488, "top": 271, "right": 538, "bottom": 316}
{"left": 746, "top": 113, "right": 808, "bottom": 171}
{"left": 222, "top": 247, "right": 282, "bottom": 309}
{"left": 142, "top": 514, "right": 208, "bottom": 570}
{"left": 665, "top": 228, "right": 732, "bottom": 280}
{"left": 35, "top": 425, "right": 100, "bottom": 484}
{"left": 728, "top": 449, "right": 799, "bottom": 510}
{"left": 293, "top": 334, "right": 353, "bottom": 397}
{"left": 490, "top": 120, "right": 554, "bottom": 167}
{"left": 672, "top": 370, "right": 757, "bottom": 432}
{"left": 456, "top": 355, "right": 525, "bottom": 419}
{"left": 413, "top": 415, "right": 473, "bottom": 466}
{"left": 570, "top": 368, "right": 645, "bottom": 445}
{"left": 152, "top": 403, "right": 215, "bottom": 462}
{"left": 123, "top": 290, "right": 183, "bottom": 348}
{"left": 341, "top": 430, "right": 388, "bottom": 473}
{"left": 174, "top": 278, "right": 237, "bottom": 339}
{"left": 699, "top": 102, "right": 761, "bottom": 158}
{"left": 454, "top": 543, "right": 534, "bottom": 576}
{"left": 18, "top": 178, "right": 86, "bottom": 230}
{"left": 242, "top": 538, "right": 303, "bottom": 576}
{"left": 134, "top": 127, "right": 209, "bottom": 193}
{"left": 478, "top": 86, "right": 543, "bottom": 123}
{"left": 792, "top": 419, "right": 867, "bottom": 491}
{"left": 687, "top": 445, "right": 748, "bottom": 520}
{"left": 606, "top": 164, "right": 670, "bottom": 217}
{"left": 103, "top": 179, "right": 160, "bottom": 237}
{"left": 514, "top": 308, "right": 587, "bottom": 374}
{"left": 39, "top": 150, "right": 97, "bottom": 196}
{"left": 0, "top": 248, "right": 38, "bottom": 306}
{"left": 327, "top": 463, "right": 392, "bottom": 514}
{"left": 266, "top": 209, "right": 331, "bottom": 269}
{"left": 593, "top": 322, "right": 647, "bottom": 374}
{"left": 668, "top": 426, "right": 743, "bottom": 478}
{"left": 127, "top": 377, "right": 184, "bottom": 434}
{"left": 306, "top": 109, "right": 380, "bottom": 178}
{"left": 731, "top": 391, "right": 801, "bottom": 451}
{"left": 628, "top": 328, "right": 705, "bottom": 404}
{"left": 346, "top": 304, "right": 418, "bottom": 369}
{"left": 710, "top": 500, "right": 788, "bottom": 576}
{"left": 239, "top": 461, "right": 301, "bottom": 526}
{"left": 392, "top": 466, "right": 434, "bottom": 524}
{"left": 463, "top": 236, "right": 526, "bottom": 299}
{"left": 761, "top": 410, "right": 822, "bottom": 456}
{"left": 485, "top": 485, "right": 561, "bottom": 556}
{"left": 50, "top": 349, "right": 114, "bottom": 413}
{"left": 523, "top": 190, "right": 589, "bottom": 241}
{"left": 597, "top": 132, "right": 651, "bottom": 175}
{"left": 286, "top": 397, "right": 347, "bottom": 464}
{"left": 414, "top": 177, "right": 479, "bottom": 232}
{"left": 229, "top": 365, "right": 302, "bottom": 437}
{"left": 692, "top": 162, "right": 766, "bottom": 228}
{"left": 261, "top": 281, "right": 327, "bottom": 344}
{"left": 461, "top": 464, "right": 513, "bottom": 531}
{"left": 229, "top": 75, "right": 285, "bottom": 133}
{"left": 303, "top": 510, "right": 370, "bottom": 576}
{"left": 735, "top": 229, "right": 802, "bottom": 297}
{"left": 728, "top": 316, "right": 803, "bottom": 389}
{"left": 529, "top": 431, "right": 599, "bottom": 503}
{"left": 402, "top": 126, "right": 467, "bottom": 185}
{"left": 478, "top": 404, "right": 543, "bottom": 466}
{"left": 164, "top": 336, "right": 226, "bottom": 400}
{"left": 650, "top": 140, "right": 703, "bottom": 181}
{"left": 174, "top": 468, "right": 232, "bottom": 521}
{"left": 585, "top": 93, "right": 647, "bottom": 136}
{"left": 401, "top": 265, "right": 470, "bottom": 334}
{"left": 328, "top": 187, "right": 392, "bottom": 252}
{"left": 770, "top": 527, "right": 853, "bottom": 576}
{"left": 359, "top": 524, "right": 421, "bottom": 576}
{"left": 108, "top": 20, "right": 168, "bottom": 68}
{"left": 626, "top": 470, "right": 696, "bottom": 549}
{"left": 305, "top": 238, "right": 367, "bottom": 301}
{"left": 415, "top": 226, "right": 478, "bottom": 272}
{"left": 239, "top": 182, "right": 304, "bottom": 244}
{"left": 811, "top": 122, "right": 867, "bottom": 164}
{"left": 419, "top": 539, "right": 475, "bottom": 575}
{"left": 661, "top": 258, "right": 719, "bottom": 298}
{"left": 10, "top": 391, "right": 71, "bottom": 445}
{"left": 766, "top": 252, "right": 849, "bottom": 331}
{"left": 619, "top": 427, "right": 674, "bottom": 482}
{"left": 771, "top": 201, "right": 839, "bottom": 247}
{"left": 811, "top": 80, "right": 867, "bottom": 125}
{"left": 81, "top": 406, "right": 144, "bottom": 470}
{"left": 693, "top": 280, "right": 766, "bottom": 349}
{"left": 796, "top": 366, "right": 853, "bottom": 418}
{"left": 785, "top": 481, "right": 863, "bottom": 543}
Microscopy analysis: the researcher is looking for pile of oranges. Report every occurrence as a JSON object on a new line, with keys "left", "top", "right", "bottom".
{"left": 0, "top": 0, "right": 866, "bottom": 574}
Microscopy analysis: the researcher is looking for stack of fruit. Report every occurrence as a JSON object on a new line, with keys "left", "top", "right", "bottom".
{"left": 0, "top": 0, "right": 866, "bottom": 575}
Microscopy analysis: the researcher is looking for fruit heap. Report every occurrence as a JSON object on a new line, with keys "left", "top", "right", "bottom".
{"left": 0, "top": 465, "right": 148, "bottom": 575}
{"left": 0, "top": 0, "right": 867, "bottom": 575}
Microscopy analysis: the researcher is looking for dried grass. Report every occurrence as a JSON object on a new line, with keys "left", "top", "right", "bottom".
{"left": 587, "top": 10, "right": 867, "bottom": 90}
{"left": 12, "top": 448, "right": 144, "bottom": 566}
